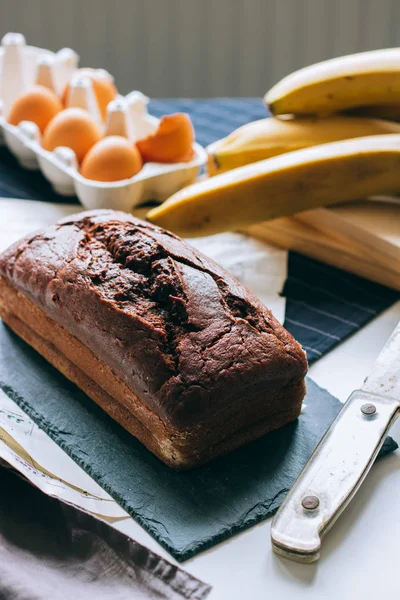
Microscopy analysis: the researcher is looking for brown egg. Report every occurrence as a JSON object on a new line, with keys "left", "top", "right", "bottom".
{"left": 62, "top": 68, "right": 118, "bottom": 120}
{"left": 42, "top": 108, "right": 102, "bottom": 163}
{"left": 137, "top": 113, "right": 195, "bottom": 163}
{"left": 80, "top": 136, "right": 143, "bottom": 181}
{"left": 8, "top": 85, "right": 63, "bottom": 133}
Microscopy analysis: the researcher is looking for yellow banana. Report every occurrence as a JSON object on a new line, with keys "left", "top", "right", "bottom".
{"left": 148, "top": 134, "right": 400, "bottom": 238}
{"left": 207, "top": 115, "right": 400, "bottom": 176}
{"left": 265, "top": 48, "right": 400, "bottom": 117}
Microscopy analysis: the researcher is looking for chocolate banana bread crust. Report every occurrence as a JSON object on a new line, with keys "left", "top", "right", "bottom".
{"left": 0, "top": 210, "right": 307, "bottom": 468}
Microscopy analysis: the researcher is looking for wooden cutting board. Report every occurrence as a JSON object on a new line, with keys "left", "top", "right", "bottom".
{"left": 247, "top": 199, "right": 400, "bottom": 291}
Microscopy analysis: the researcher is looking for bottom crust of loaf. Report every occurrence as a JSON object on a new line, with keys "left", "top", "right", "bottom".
{"left": 0, "top": 278, "right": 305, "bottom": 470}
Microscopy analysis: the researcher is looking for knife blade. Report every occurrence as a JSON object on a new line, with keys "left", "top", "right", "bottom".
{"left": 271, "top": 321, "right": 400, "bottom": 563}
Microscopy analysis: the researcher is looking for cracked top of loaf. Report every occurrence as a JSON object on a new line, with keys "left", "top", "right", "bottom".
{"left": 0, "top": 210, "right": 307, "bottom": 428}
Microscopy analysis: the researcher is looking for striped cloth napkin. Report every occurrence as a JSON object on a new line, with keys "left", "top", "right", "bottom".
{"left": 0, "top": 98, "right": 398, "bottom": 363}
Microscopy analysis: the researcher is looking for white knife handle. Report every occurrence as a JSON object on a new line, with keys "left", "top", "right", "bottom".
{"left": 271, "top": 390, "right": 399, "bottom": 563}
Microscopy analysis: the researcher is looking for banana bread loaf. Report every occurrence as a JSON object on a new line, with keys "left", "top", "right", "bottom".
{"left": 0, "top": 209, "right": 307, "bottom": 469}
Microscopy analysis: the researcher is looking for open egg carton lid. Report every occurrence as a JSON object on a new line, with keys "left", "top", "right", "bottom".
{"left": 0, "top": 33, "right": 206, "bottom": 212}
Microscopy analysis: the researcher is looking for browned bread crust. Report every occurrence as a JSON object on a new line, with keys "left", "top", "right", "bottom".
{"left": 0, "top": 210, "right": 308, "bottom": 468}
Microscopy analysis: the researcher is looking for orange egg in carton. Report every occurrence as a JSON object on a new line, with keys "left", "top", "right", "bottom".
{"left": 0, "top": 32, "right": 206, "bottom": 211}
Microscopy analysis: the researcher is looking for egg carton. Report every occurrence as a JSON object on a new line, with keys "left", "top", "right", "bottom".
{"left": 0, "top": 33, "right": 206, "bottom": 212}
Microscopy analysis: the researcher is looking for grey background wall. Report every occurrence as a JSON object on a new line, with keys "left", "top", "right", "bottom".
{"left": 0, "top": 0, "right": 399, "bottom": 97}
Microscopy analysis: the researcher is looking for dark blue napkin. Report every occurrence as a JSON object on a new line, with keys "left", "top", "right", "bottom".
{"left": 283, "top": 252, "right": 399, "bottom": 362}
{"left": 1, "top": 98, "right": 398, "bottom": 357}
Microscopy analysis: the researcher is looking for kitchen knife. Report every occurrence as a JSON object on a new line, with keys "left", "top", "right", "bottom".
{"left": 271, "top": 321, "right": 400, "bottom": 563}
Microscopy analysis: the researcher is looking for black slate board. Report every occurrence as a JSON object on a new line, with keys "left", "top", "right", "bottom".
{"left": 0, "top": 322, "right": 397, "bottom": 561}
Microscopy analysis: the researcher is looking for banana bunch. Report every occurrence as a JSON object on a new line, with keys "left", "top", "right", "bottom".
{"left": 149, "top": 48, "right": 400, "bottom": 237}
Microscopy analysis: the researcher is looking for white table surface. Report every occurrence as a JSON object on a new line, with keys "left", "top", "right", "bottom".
{"left": 2, "top": 199, "right": 400, "bottom": 599}
{"left": 115, "top": 300, "right": 400, "bottom": 600}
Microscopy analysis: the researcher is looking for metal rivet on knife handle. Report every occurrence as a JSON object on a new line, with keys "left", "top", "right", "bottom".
{"left": 361, "top": 403, "right": 377, "bottom": 416}
{"left": 301, "top": 495, "right": 320, "bottom": 510}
